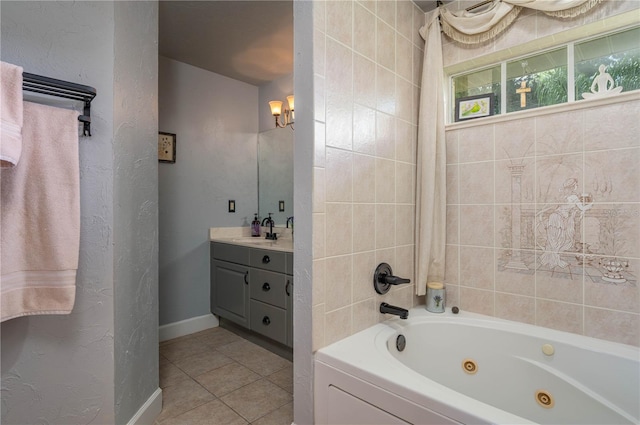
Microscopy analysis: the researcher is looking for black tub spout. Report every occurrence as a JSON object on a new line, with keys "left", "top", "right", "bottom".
{"left": 380, "top": 302, "right": 409, "bottom": 320}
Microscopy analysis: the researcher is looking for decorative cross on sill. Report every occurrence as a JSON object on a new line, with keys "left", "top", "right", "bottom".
{"left": 516, "top": 81, "right": 531, "bottom": 108}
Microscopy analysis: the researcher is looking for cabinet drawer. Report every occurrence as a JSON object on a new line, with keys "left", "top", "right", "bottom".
{"left": 250, "top": 248, "right": 286, "bottom": 272}
{"left": 211, "top": 242, "right": 250, "bottom": 265}
{"left": 250, "top": 300, "right": 287, "bottom": 345}
{"left": 250, "top": 269, "right": 287, "bottom": 309}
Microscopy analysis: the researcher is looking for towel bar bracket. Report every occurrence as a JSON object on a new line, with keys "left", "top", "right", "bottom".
{"left": 22, "top": 72, "right": 97, "bottom": 137}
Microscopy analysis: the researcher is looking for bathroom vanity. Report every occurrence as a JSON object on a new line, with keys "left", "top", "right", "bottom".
{"left": 210, "top": 236, "right": 293, "bottom": 354}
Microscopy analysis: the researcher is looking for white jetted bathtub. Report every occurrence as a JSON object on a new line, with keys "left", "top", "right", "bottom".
{"left": 315, "top": 307, "right": 639, "bottom": 424}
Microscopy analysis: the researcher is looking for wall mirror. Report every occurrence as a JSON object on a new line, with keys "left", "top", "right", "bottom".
{"left": 258, "top": 128, "right": 293, "bottom": 225}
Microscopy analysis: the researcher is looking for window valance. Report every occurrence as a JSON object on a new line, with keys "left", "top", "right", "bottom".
{"left": 439, "top": 0, "right": 604, "bottom": 44}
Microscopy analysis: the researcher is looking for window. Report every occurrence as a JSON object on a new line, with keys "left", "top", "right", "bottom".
{"left": 450, "top": 26, "right": 640, "bottom": 122}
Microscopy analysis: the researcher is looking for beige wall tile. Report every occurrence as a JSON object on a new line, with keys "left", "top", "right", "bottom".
{"left": 494, "top": 118, "right": 535, "bottom": 161}
{"left": 495, "top": 293, "right": 535, "bottom": 325}
{"left": 395, "top": 245, "right": 414, "bottom": 282}
{"left": 412, "top": 3, "right": 425, "bottom": 47}
{"left": 354, "top": 3, "right": 376, "bottom": 60}
{"left": 326, "top": 1, "right": 353, "bottom": 47}
{"left": 395, "top": 204, "right": 414, "bottom": 246}
{"left": 326, "top": 148, "right": 353, "bottom": 202}
{"left": 375, "top": 204, "right": 396, "bottom": 249}
{"left": 353, "top": 298, "right": 377, "bottom": 333}
{"left": 413, "top": 44, "right": 423, "bottom": 86}
{"left": 585, "top": 148, "right": 640, "bottom": 203}
{"left": 583, "top": 100, "right": 640, "bottom": 151}
{"left": 313, "top": 0, "right": 325, "bottom": 32}
{"left": 353, "top": 154, "right": 376, "bottom": 203}
{"left": 314, "top": 121, "right": 326, "bottom": 167}
{"left": 376, "top": 158, "right": 396, "bottom": 203}
{"left": 535, "top": 153, "right": 583, "bottom": 205}
{"left": 446, "top": 205, "right": 459, "bottom": 245}
{"left": 376, "top": 111, "right": 396, "bottom": 159}
{"left": 460, "top": 287, "right": 494, "bottom": 315}
{"left": 460, "top": 246, "right": 494, "bottom": 290}
{"left": 314, "top": 29, "right": 326, "bottom": 78}
{"left": 353, "top": 251, "right": 377, "bottom": 302}
{"left": 445, "top": 244, "right": 459, "bottom": 285}
{"left": 445, "top": 283, "right": 460, "bottom": 307}
{"left": 446, "top": 130, "right": 459, "bottom": 164}
{"left": 353, "top": 204, "right": 376, "bottom": 252}
{"left": 354, "top": 55, "right": 377, "bottom": 109}
{"left": 325, "top": 203, "right": 353, "bottom": 257}
{"left": 313, "top": 212, "right": 326, "bottom": 260}
{"left": 325, "top": 306, "right": 353, "bottom": 345}
{"left": 353, "top": 104, "right": 376, "bottom": 155}
{"left": 377, "top": 19, "right": 396, "bottom": 72}
{"left": 313, "top": 259, "right": 326, "bottom": 306}
{"left": 376, "top": 0, "right": 396, "bottom": 27}
{"left": 396, "top": 162, "right": 415, "bottom": 204}
{"left": 535, "top": 110, "right": 584, "bottom": 156}
{"left": 446, "top": 164, "right": 459, "bottom": 205}
{"left": 584, "top": 307, "right": 640, "bottom": 346}
{"left": 495, "top": 158, "right": 535, "bottom": 204}
{"left": 376, "top": 65, "right": 396, "bottom": 115}
{"left": 459, "top": 161, "right": 495, "bottom": 204}
{"left": 396, "top": 120, "right": 417, "bottom": 164}
{"left": 396, "top": 77, "right": 413, "bottom": 121}
{"left": 535, "top": 299, "right": 583, "bottom": 334}
{"left": 495, "top": 249, "right": 535, "bottom": 296}
{"left": 358, "top": 0, "right": 376, "bottom": 13}
{"left": 458, "top": 124, "right": 494, "bottom": 163}
{"left": 584, "top": 205, "right": 640, "bottom": 258}
{"left": 536, "top": 263, "right": 584, "bottom": 304}
{"left": 312, "top": 304, "right": 325, "bottom": 352}
{"left": 325, "top": 255, "right": 353, "bottom": 311}
{"left": 396, "top": 1, "right": 413, "bottom": 41}
{"left": 459, "top": 204, "right": 494, "bottom": 247}
{"left": 314, "top": 75, "right": 325, "bottom": 123}
{"left": 396, "top": 33, "right": 413, "bottom": 82}
{"left": 585, "top": 260, "right": 639, "bottom": 314}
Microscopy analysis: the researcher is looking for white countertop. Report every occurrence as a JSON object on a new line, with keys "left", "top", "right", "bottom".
{"left": 209, "top": 227, "right": 293, "bottom": 252}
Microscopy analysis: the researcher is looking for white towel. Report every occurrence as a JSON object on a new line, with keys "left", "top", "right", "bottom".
{"left": 1, "top": 101, "right": 79, "bottom": 322}
{"left": 0, "top": 61, "right": 24, "bottom": 168}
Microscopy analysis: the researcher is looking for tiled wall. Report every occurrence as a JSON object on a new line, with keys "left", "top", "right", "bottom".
{"left": 443, "top": 2, "right": 640, "bottom": 346}
{"left": 312, "top": 0, "right": 424, "bottom": 350}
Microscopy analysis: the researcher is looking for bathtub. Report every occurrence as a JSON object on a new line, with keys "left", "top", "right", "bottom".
{"left": 314, "top": 307, "right": 639, "bottom": 424}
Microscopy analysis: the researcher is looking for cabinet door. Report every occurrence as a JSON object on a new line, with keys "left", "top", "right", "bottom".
{"left": 211, "top": 260, "right": 250, "bottom": 328}
{"left": 286, "top": 275, "right": 293, "bottom": 347}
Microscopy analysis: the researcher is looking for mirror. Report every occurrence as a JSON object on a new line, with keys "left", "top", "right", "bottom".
{"left": 258, "top": 128, "right": 293, "bottom": 225}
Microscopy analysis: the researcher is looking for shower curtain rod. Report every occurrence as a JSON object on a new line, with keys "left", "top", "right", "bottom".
{"left": 22, "top": 72, "right": 97, "bottom": 136}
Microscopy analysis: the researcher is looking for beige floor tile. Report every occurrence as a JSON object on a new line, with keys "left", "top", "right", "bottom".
{"left": 160, "top": 399, "right": 248, "bottom": 425}
{"left": 217, "top": 340, "right": 292, "bottom": 376}
{"left": 160, "top": 337, "right": 211, "bottom": 362}
{"left": 266, "top": 366, "right": 293, "bottom": 394}
{"left": 173, "top": 349, "right": 235, "bottom": 378}
{"left": 220, "top": 379, "right": 292, "bottom": 423}
{"left": 156, "top": 379, "right": 215, "bottom": 423}
{"left": 198, "top": 327, "right": 242, "bottom": 348}
{"left": 251, "top": 402, "right": 293, "bottom": 425}
{"left": 160, "top": 362, "right": 191, "bottom": 389}
{"left": 160, "top": 354, "right": 171, "bottom": 366}
{"left": 195, "top": 362, "right": 261, "bottom": 397}
{"left": 160, "top": 333, "right": 196, "bottom": 347}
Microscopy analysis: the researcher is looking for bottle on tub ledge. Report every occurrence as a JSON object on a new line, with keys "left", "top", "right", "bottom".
{"left": 251, "top": 214, "right": 261, "bottom": 237}
{"left": 426, "top": 282, "right": 445, "bottom": 313}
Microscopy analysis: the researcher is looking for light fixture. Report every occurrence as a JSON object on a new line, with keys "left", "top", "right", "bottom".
{"left": 269, "top": 94, "right": 294, "bottom": 129}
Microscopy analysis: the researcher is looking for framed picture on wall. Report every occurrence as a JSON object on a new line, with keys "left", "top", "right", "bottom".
{"left": 158, "top": 132, "right": 176, "bottom": 163}
{"left": 455, "top": 94, "right": 495, "bottom": 122}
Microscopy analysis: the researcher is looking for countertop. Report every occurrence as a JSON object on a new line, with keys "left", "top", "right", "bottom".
{"left": 209, "top": 227, "right": 293, "bottom": 253}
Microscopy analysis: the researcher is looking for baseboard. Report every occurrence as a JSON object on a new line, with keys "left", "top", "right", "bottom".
{"left": 127, "top": 387, "right": 162, "bottom": 425}
{"left": 159, "top": 313, "right": 219, "bottom": 342}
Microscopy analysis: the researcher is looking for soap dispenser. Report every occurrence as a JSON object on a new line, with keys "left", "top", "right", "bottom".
{"left": 251, "top": 214, "right": 261, "bottom": 237}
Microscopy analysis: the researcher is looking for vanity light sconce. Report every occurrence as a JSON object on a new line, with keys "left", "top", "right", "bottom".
{"left": 268, "top": 95, "right": 294, "bottom": 130}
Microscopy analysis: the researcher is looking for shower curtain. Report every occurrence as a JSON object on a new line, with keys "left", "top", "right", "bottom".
{"left": 413, "top": 0, "right": 605, "bottom": 296}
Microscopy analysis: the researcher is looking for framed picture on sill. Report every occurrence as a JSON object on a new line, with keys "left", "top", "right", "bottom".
{"left": 158, "top": 132, "right": 176, "bottom": 163}
{"left": 455, "top": 94, "right": 495, "bottom": 122}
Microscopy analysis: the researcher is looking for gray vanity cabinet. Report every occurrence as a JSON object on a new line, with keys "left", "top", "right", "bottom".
{"left": 211, "top": 242, "right": 293, "bottom": 348}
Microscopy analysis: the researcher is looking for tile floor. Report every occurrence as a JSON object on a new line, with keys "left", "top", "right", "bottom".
{"left": 157, "top": 327, "right": 293, "bottom": 425}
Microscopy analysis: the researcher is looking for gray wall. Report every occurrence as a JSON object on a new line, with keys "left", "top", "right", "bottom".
{"left": 113, "top": 2, "right": 159, "bottom": 423}
{"left": 0, "top": 1, "right": 159, "bottom": 424}
{"left": 158, "top": 57, "right": 259, "bottom": 326}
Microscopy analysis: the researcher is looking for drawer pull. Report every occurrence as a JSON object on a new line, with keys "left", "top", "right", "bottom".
{"left": 262, "top": 316, "right": 271, "bottom": 326}
{"left": 244, "top": 271, "right": 249, "bottom": 285}
{"left": 262, "top": 255, "right": 271, "bottom": 264}
{"left": 262, "top": 282, "right": 271, "bottom": 291}
{"left": 286, "top": 280, "right": 292, "bottom": 296}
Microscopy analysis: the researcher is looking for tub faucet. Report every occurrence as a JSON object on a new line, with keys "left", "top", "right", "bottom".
{"left": 380, "top": 302, "right": 409, "bottom": 320}
{"left": 261, "top": 214, "right": 277, "bottom": 240}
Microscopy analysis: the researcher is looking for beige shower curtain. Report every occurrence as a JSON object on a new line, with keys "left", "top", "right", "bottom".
{"left": 414, "top": 9, "right": 446, "bottom": 296}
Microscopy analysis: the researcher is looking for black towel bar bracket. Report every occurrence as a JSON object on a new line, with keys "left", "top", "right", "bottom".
{"left": 22, "top": 72, "right": 97, "bottom": 136}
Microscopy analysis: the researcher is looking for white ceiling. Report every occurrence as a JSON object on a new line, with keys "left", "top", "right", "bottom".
{"left": 159, "top": 0, "right": 440, "bottom": 87}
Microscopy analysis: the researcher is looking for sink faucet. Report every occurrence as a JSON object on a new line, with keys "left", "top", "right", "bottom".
{"left": 286, "top": 216, "right": 294, "bottom": 233}
{"left": 379, "top": 302, "right": 409, "bottom": 319}
{"left": 261, "top": 213, "right": 277, "bottom": 240}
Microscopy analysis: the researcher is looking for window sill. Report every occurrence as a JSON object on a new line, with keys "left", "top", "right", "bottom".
{"left": 445, "top": 89, "right": 640, "bottom": 130}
